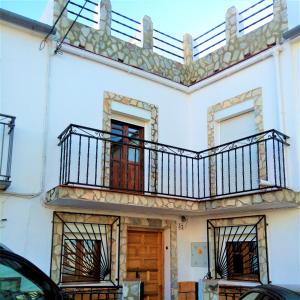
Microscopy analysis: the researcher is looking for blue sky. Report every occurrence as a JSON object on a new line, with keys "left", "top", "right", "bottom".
{"left": 0, "top": 0, "right": 260, "bottom": 37}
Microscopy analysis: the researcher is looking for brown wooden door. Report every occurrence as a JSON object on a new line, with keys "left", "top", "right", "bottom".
{"left": 110, "top": 120, "right": 144, "bottom": 191}
{"left": 127, "top": 230, "right": 164, "bottom": 300}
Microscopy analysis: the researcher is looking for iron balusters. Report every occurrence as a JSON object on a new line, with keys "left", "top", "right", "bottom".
{"left": 58, "top": 125, "right": 289, "bottom": 201}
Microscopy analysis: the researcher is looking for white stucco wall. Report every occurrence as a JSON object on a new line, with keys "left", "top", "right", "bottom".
{"left": 0, "top": 14, "right": 300, "bottom": 290}
{"left": 177, "top": 208, "right": 300, "bottom": 285}
{"left": 189, "top": 43, "right": 300, "bottom": 192}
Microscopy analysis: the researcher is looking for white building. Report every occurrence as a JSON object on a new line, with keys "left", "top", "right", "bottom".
{"left": 0, "top": 0, "right": 300, "bottom": 299}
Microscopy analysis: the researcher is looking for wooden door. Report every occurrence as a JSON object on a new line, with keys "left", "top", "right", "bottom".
{"left": 127, "top": 230, "right": 164, "bottom": 300}
{"left": 110, "top": 120, "right": 144, "bottom": 191}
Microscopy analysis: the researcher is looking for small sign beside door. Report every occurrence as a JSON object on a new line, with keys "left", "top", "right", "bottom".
{"left": 191, "top": 242, "right": 208, "bottom": 267}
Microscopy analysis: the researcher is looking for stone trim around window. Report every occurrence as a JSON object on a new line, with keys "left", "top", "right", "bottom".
{"left": 207, "top": 88, "right": 263, "bottom": 149}
{"left": 207, "top": 215, "right": 269, "bottom": 284}
{"left": 207, "top": 88, "right": 265, "bottom": 193}
{"left": 102, "top": 91, "right": 158, "bottom": 141}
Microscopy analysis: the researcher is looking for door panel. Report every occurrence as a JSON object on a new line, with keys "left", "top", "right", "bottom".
{"left": 110, "top": 120, "right": 144, "bottom": 191}
{"left": 127, "top": 230, "right": 163, "bottom": 300}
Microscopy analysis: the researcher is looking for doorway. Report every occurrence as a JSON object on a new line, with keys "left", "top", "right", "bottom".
{"left": 110, "top": 120, "right": 144, "bottom": 191}
{"left": 126, "top": 229, "right": 164, "bottom": 300}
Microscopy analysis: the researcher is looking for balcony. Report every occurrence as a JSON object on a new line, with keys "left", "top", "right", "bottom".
{"left": 0, "top": 114, "right": 15, "bottom": 190}
{"left": 46, "top": 124, "right": 292, "bottom": 214}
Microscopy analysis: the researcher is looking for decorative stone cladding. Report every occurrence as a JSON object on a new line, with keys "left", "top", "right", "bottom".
{"left": 207, "top": 88, "right": 264, "bottom": 195}
{"left": 102, "top": 91, "right": 158, "bottom": 142}
{"left": 46, "top": 186, "right": 300, "bottom": 214}
{"left": 50, "top": 211, "right": 178, "bottom": 299}
{"left": 102, "top": 91, "right": 158, "bottom": 190}
{"left": 53, "top": 0, "right": 288, "bottom": 86}
{"left": 207, "top": 88, "right": 263, "bottom": 149}
{"left": 120, "top": 217, "right": 178, "bottom": 300}
{"left": 50, "top": 212, "right": 120, "bottom": 285}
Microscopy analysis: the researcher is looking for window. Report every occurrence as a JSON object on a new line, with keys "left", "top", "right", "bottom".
{"left": 226, "top": 241, "right": 259, "bottom": 280}
{"left": 53, "top": 213, "right": 120, "bottom": 287}
{"left": 62, "top": 239, "right": 101, "bottom": 283}
{"left": 207, "top": 216, "right": 269, "bottom": 283}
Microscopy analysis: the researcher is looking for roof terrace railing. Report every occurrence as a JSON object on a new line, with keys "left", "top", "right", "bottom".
{"left": 58, "top": 125, "right": 289, "bottom": 201}
{"left": 239, "top": 0, "right": 274, "bottom": 34}
{"left": 193, "top": 22, "right": 226, "bottom": 58}
{"left": 111, "top": 10, "right": 141, "bottom": 44}
{"left": 193, "top": 0, "right": 274, "bottom": 59}
{"left": 47, "top": 0, "right": 279, "bottom": 63}
{"left": 153, "top": 29, "right": 184, "bottom": 61}
{"left": 67, "top": 0, "right": 99, "bottom": 27}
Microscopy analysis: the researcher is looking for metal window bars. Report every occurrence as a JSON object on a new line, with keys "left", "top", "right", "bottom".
{"left": 62, "top": 287, "right": 123, "bottom": 300}
{"left": 0, "top": 114, "right": 15, "bottom": 189}
{"left": 58, "top": 124, "right": 289, "bottom": 201}
{"left": 53, "top": 212, "right": 120, "bottom": 287}
{"left": 207, "top": 216, "right": 269, "bottom": 283}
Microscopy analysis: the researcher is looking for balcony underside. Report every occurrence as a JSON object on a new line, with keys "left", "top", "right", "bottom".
{"left": 45, "top": 185, "right": 300, "bottom": 216}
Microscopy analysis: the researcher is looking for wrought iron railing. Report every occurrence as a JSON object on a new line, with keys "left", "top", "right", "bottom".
{"left": 218, "top": 285, "right": 251, "bottom": 300}
{"left": 62, "top": 287, "right": 122, "bottom": 300}
{"left": 0, "top": 114, "right": 15, "bottom": 187}
{"left": 58, "top": 125, "right": 289, "bottom": 201}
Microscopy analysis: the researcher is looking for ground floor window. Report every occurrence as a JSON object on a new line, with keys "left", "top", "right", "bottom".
{"left": 62, "top": 239, "right": 101, "bottom": 283}
{"left": 51, "top": 212, "right": 120, "bottom": 287}
{"left": 207, "top": 215, "right": 269, "bottom": 283}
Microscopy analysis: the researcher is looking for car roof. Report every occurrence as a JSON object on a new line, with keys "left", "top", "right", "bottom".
{"left": 247, "top": 285, "right": 300, "bottom": 299}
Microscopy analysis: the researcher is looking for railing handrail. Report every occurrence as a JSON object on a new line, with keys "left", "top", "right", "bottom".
{"left": 58, "top": 123, "right": 199, "bottom": 155}
{"left": 58, "top": 124, "right": 289, "bottom": 157}
{"left": 0, "top": 113, "right": 16, "bottom": 123}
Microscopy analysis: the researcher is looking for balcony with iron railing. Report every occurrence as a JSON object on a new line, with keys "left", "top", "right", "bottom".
{"left": 0, "top": 114, "right": 15, "bottom": 190}
{"left": 45, "top": 124, "right": 291, "bottom": 212}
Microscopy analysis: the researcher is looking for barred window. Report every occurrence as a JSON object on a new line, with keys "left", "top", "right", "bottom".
{"left": 207, "top": 215, "right": 269, "bottom": 283}
{"left": 226, "top": 241, "right": 259, "bottom": 280}
{"left": 51, "top": 212, "right": 120, "bottom": 287}
{"left": 62, "top": 239, "right": 101, "bottom": 282}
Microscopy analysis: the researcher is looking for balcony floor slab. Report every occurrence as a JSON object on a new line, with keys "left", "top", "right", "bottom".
{"left": 45, "top": 185, "right": 300, "bottom": 216}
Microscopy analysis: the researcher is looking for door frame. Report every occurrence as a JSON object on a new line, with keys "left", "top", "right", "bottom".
{"left": 126, "top": 227, "right": 165, "bottom": 299}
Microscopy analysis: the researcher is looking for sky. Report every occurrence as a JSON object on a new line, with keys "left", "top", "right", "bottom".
{"left": 1, "top": 0, "right": 260, "bottom": 38}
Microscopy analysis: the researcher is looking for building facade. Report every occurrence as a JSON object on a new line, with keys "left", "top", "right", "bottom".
{"left": 0, "top": 0, "right": 300, "bottom": 299}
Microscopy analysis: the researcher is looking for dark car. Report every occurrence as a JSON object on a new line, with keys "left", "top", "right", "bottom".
{"left": 0, "top": 245, "right": 64, "bottom": 300}
{"left": 240, "top": 285, "right": 300, "bottom": 300}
